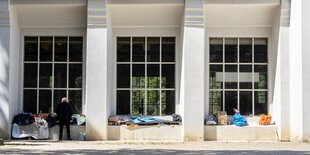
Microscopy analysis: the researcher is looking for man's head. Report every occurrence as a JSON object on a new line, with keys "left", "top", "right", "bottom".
{"left": 61, "top": 97, "right": 68, "bottom": 103}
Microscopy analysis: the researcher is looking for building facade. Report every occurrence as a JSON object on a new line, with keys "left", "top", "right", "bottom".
{"left": 0, "top": 0, "right": 309, "bottom": 142}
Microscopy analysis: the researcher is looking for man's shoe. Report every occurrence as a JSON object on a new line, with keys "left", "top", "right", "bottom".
{"left": 67, "top": 137, "right": 72, "bottom": 140}
{"left": 58, "top": 136, "right": 62, "bottom": 141}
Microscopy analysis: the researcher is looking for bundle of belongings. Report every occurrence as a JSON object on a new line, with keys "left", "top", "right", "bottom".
{"left": 233, "top": 108, "right": 248, "bottom": 127}
{"left": 259, "top": 114, "right": 272, "bottom": 125}
{"left": 108, "top": 114, "right": 182, "bottom": 129}
{"left": 72, "top": 114, "right": 86, "bottom": 126}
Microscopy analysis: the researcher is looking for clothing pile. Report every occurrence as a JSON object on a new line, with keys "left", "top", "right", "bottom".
{"left": 72, "top": 114, "right": 86, "bottom": 126}
{"left": 108, "top": 115, "right": 181, "bottom": 126}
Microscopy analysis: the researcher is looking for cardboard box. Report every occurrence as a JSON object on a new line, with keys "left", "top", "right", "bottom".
{"left": 217, "top": 111, "right": 227, "bottom": 125}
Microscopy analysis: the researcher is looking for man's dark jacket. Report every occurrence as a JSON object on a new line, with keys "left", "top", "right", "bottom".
{"left": 56, "top": 102, "right": 73, "bottom": 122}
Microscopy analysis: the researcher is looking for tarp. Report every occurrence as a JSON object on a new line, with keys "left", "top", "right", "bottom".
{"left": 12, "top": 123, "right": 49, "bottom": 139}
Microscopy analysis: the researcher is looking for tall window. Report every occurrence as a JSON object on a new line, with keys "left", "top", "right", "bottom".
{"left": 23, "top": 36, "right": 83, "bottom": 114}
{"left": 209, "top": 38, "right": 268, "bottom": 115}
{"left": 117, "top": 37, "right": 176, "bottom": 116}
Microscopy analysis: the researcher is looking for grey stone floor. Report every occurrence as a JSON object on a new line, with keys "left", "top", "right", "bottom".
{"left": 0, "top": 140, "right": 310, "bottom": 155}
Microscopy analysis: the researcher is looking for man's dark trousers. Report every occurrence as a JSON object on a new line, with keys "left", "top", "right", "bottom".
{"left": 59, "top": 121, "right": 70, "bottom": 140}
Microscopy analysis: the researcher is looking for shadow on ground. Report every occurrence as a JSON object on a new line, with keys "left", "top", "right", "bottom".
{"left": 0, "top": 149, "right": 309, "bottom": 155}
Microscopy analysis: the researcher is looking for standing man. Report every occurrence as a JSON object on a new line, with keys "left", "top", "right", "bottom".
{"left": 56, "top": 97, "right": 73, "bottom": 140}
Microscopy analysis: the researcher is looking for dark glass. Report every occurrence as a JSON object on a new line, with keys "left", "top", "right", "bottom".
{"left": 209, "top": 65, "right": 223, "bottom": 89}
{"left": 39, "top": 90, "right": 52, "bottom": 113}
{"left": 54, "top": 64, "right": 67, "bottom": 88}
{"left": 117, "top": 90, "right": 130, "bottom": 115}
{"left": 147, "top": 90, "right": 160, "bottom": 115}
{"left": 117, "top": 64, "right": 130, "bottom": 88}
{"left": 225, "top": 65, "right": 237, "bottom": 89}
{"left": 209, "top": 38, "right": 223, "bottom": 62}
{"left": 255, "top": 91, "right": 267, "bottom": 115}
{"left": 239, "top": 38, "right": 252, "bottom": 63}
{"left": 54, "top": 37, "right": 68, "bottom": 61}
{"left": 69, "top": 37, "right": 83, "bottom": 62}
{"left": 24, "top": 63, "right": 38, "bottom": 88}
{"left": 209, "top": 91, "right": 223, "bottom": 115}
{"left": 162, "top": 64, "right": 175, "bottom": 88}
{"left": 254, "top": 38, "right": 268, "bottom": 63}
{"left": 117, "top": 37, "right": 130, "bottom": 62}
{"left": 69, "top": 64, "right": 82, "bottom": 88}
{"left": 132, "top": 90, "right": 145, "bottom": 115}
{"left": 225, "top": 91, "right": 237, "bottom": 115}
{"left": 240, "top": 91, "right": 252, "bottom": 115}
{"left": 147, "top": 64, "right": 160, "bottom": 88}
{"left": 54, "top": 90, "right": 66, "bottom": 112}
{"left": 39, "top": 64, "right": 52, "bottom": 88}
{"left": 239, "top": 65, "right": 252, "bottom": 89}
{"left": 147, "top": 37, "right": 160, "bottom": 62}
{"left": 24, "top": 37, "right": 38, "bottom": 61}
{"left": 132, "top": 37, "right": 145, "bottom": 62}
{"left": 132, "top": 64, "right": 145, "bottom": 88}
{"left": 225, "top": 38, "right": 237, "bottom": 63}
{"left": 161, "top": 90, "right": 175, "bottom": 115}
{"left": 254, "top": 65, "right": 267, "bottom": 89}
{"left": 40, "top": 37, "right": 53, "bottom": 61}
{"left": 162, "top": 37, "right": 175, "bottom": 62}
{"left": 69, "top": 90, "right": 82, "bottom": 114}
{"left": 23, "top": 90, "right": 37, "bottom": 114}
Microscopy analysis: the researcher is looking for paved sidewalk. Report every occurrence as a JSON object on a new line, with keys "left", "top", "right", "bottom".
{"left": 0, "top": 140, "right": 310, "bottom": 154}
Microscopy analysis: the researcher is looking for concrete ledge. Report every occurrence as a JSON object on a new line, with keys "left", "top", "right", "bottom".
{"left": 204, "top": 125, "right": 278, "bottom": 141}
{"left": 108, "top": 125, "right": 182, "bottom": 140}
{"left": 48, "top": 125, "right": 85, "bottom": 140}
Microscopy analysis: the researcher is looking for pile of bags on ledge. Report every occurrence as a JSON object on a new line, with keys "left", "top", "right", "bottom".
{"left": 12, "top": 113, "right": 86, "bottom": 139}
{"left": 205, "top": 108, "right": 274, "bottom": 127}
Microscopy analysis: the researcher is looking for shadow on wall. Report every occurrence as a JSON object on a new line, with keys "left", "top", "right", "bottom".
{"left": 0, "top": 148, "right": 309, "bottom": 155}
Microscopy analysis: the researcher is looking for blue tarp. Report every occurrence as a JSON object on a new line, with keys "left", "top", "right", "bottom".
{"left": 129, "top": 117, "right": 161, "bottom": 124}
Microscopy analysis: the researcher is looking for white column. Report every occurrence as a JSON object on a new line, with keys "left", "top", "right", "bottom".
{"left": 85, "top": 0, "right": 109, "bottom": 140}
{"left": 180, "top": 0, "right": 205, "bottom": 141}
{"left": 0, "top": 0, "right": 10, "bottom": 139}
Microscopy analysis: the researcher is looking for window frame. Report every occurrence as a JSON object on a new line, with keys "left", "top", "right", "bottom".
{"left": 116, "top": 36, "right": 176, "bottom": 116}
{"left": 22, "top": 36, "right": 85, "bottom": 114}
{"left": 208, "top": 37, "right": 269, "bottom": 116}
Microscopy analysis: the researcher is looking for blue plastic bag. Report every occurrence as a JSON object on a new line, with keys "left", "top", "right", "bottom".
{"left": 233, "top": 113, "right": 248, "bottom": 127}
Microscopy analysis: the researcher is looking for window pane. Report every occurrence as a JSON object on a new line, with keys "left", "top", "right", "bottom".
{"left": 69, "top": 90, "right": 82, "bottom": 114}
{"left": 132, "top": 90, "right": 145, "bottom": 115}
{"left": 254, "top": 65, "right": 267, "bottom": 89}
{"left": 69, "top": 64, "right": 82, "bottom": 88}
{"left": 132, "top": 64, "right": 145, "bottom": 88}
{"left": 239, "top": 38, "right": 252, "bottom": 63}
{"left": 225, "top": 38, "right": 237, "bottom": 63}
{"left": 24, "top": 37, "right": 38, "bottom": 61}
{"left": 255, "top": 91, "right": 267, "bottom": 115}
{"left": 225, "top": 91, "right": 237, "bottom": 115}
{"left": 161, "top": 90, "right": 175, "bottom": 115}
{"left": 55, "top": 37, "right": 67, "bottom": 61}
{"left": 147, "top": 37, "right": 160, "bottom": 62}
{"left": 254, "top": 38, "right": 267, "bottom": 63}
{"left": 54, "top": 64, "right": 67, "bottom": 88}
{"left": 240, "top": 91, "right": 252, "bottom": 115}
{"left": 39, "top": 90, "right": 52, "bottom": 113}
{"left": 54, "top": 90, "right": 66, "bottom": 113}
{"left": 39, "top": 64, "right": 52, "bottom": 88}
{"left": 147, "top": 64, "right": 160, "bottom": 88}
{"left": 23, "top": 90, "right": 37, "bottom": 114}
{"left": 147, "top": 90, "right": 160, "bottom": 116}
{"left": 69, "top": 37, "right": 83, "bottom": 62}
{"left": 239, "top": 65, "right": 252, "bottom": 89}
{"left": 132, "top": 37, "right": 145, "bottom": 62}
{"left": 162, "top": 64, "right": 175, "bottom": 88}
{"left": 117, "top": 37, "right": 130, "bottom": 62}
{"left": 40, "top": 37, "right": 53, "bottom": 61}
{"left": 162, "top": 37, "right": 175, "bottom": 62}
{"left": 209, "top": 38, "right": 223, "bottom": 62}
{"left": 209, "top": 91, "right": 222, "bottom": 115}
{"left": 24, "top": 63, "right": 38, "bottom": 88}
{"left": 117, "top": 64, "right": 130, "bottom": 88}
{"left": 117, "top": 90, "right": 130, "bottom": 115}
{"left": 225, "top": 65, "right": 237, "bottom": 89}
{"left": 209, "top": 65, "right": 223, "bottom": 89}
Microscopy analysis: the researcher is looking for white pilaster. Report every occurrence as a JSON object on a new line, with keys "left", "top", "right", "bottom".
{"left": 85, "top": 0, "right": 109, "bottom": 140}
{"left": 181, "top": 0, "right": 205, "bottom": 141}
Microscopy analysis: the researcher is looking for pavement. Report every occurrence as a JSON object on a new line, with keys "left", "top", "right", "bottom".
{"left": 0, "top": 140, "right": 310, "bottom": 155}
